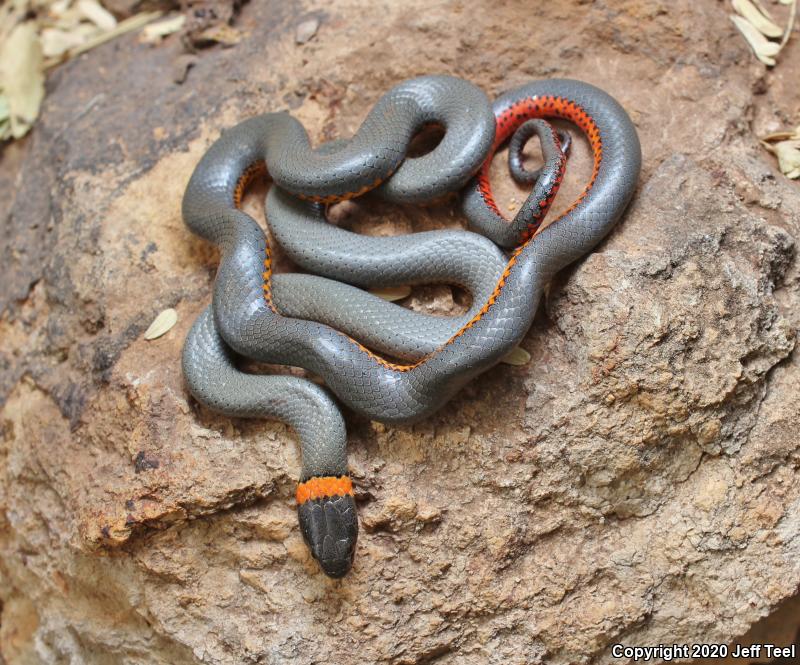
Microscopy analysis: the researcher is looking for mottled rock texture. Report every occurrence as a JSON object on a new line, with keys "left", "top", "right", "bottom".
{"left": 1, "top": 1, "right": 799, "bottom": 664}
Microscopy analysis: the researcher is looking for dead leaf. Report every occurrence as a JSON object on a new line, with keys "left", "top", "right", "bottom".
{"left": 41, "top": 27, "right": 88, "bottom": 59}
{"left": 295, "top": 18, "right": 319, "bottom": 44}
{"left": 48, "top": 0, "right": 72, "bottom": 16}
{"left": 773, "top": 142, "right": 800, "bottom": 178}
{"left": 44, "top": 11, "right": 164, "bottom": 69}
{"left": 141, "top": 13, "right": 185, "bottom": 43}
{"left": 730, "top": 14, "right": 781, "bottom": 65}
{"left": 0, "top": 22, "right": 45, "bottom": 139}
{"left": 761, "top": 125, "right": 800, "bottom": 179}
{"left": 762, "top": 139, "right": 800, "bottom": 179}
{"left": 761, "top": 127, "right": 800, "bottom": 143}
{"left": 194, "top": 23, "right": 241, "bottom": 46}
{"left": 0, "top": 2, "right": 27, "bottom": 46}
{"left": 144, "top": 308, "right": 178, "bottom": 340}
{"left": 732, "top": 0, "right": 783, "bottom": 37}
{"left": 500, "top": 346, "right": 531, "bottom": 366}
{"left": 369, "top": 286, "right": 412, "bottom": 302}
{"left": 77, "top": 0, "right": 117, "bottom": 31}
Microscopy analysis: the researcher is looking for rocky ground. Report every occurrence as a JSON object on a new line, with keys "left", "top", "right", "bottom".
{"left": 1, "top": 1, "right": 799, "bottom": 663}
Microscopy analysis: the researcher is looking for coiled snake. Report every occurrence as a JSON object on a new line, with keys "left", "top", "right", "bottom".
{"left": 181, "top": 75, "right": 641, "bottom": 578}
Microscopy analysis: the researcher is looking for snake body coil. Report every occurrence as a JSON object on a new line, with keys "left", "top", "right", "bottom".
{"left": 181, "top": 75, "right": 641, "bottom": 578}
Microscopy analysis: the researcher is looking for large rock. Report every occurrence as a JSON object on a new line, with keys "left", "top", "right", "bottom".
{"left": 1, "top": 1, "right": 798, "bottom": 663}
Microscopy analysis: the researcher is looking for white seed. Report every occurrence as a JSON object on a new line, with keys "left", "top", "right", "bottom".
{"left": 500, "top": 346, "right": 531, "bottom": 366}
{"left": 369, "top": 286, "right": 412, "bottom": 302}
{"left": 295, "top": 18, "right": 319, "bottom": 44}
{"left": 144, "top": 308, "right": 178, "bottom": 340}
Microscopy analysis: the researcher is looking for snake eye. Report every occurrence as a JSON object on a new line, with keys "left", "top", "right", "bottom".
{"left": 297, "top": 493, "right": 358, "bottom": 578}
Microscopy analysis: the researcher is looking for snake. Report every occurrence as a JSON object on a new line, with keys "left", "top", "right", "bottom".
{"left": 181, "top": 75, "right": 641, "bottom": 578}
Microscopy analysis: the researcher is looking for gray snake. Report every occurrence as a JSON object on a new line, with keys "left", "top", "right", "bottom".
{"left": 181, "top": 75, "right": 641, "bottom": 578}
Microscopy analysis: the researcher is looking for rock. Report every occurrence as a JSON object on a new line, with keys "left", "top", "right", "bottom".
{"left": 1, "top": 1, "right": 799, "bottom": 663}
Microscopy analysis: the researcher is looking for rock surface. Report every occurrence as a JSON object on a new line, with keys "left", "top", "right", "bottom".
{"left": 1, "top": 1, "right": 799, "bottom": 663}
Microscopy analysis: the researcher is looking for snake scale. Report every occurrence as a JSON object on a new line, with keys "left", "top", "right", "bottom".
{"left": 181, "top": 75, "right": 641, "bottom": 578}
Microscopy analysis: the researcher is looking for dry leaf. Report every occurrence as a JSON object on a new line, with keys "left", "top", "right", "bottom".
{"left": 48, "top": 0, "right": 72, "bottom": 17}
{"left": 41, "top": 27, "right": 88, "bottom": 58}
{"left": 0, "top": 22, "right": 45, "bottom": 139}
{"left": 763, "top": 139, "right": 800, "bottom": 178}
{"left": 773, "top": 142, "right": 800, "bottom": 178}
{"left": 144, "top": 308, "right": 178, "bottom": 340}
{"left": 761, "top": 125, "right": 800, "bottom": 179}
{"left": 0, "top": 1, "right": 26, "bottom": 46}
{"left": 500, "top": 346, "right": 531, "bottom": 366}
{"left": 732, "top": 0, "right": 784, "bottom": 37}
{"left": 730, "top": 14, "right": 781, "bottom": 64}
{"left": 295, "top": 18, "right": 319, "bottom": 44}
{"left": 44, "top": 11, "right": 164, "bottom": 69}
{"left": 77, "top": 0, "right": 117, "bottom": 31}
{"left": 194, "top": 23, "right": 241, "bottom": 46}
{"left": 141, "top": 14, "right": 185, "bottom": 42}
{"left": 761, "top": 130, "right": 799, "bottom": 142}
{"left": 44, "top": 5, "right": 85, "bottom": 30}
{"left": 369, "top": 286, "right": 412, "bottom": 302}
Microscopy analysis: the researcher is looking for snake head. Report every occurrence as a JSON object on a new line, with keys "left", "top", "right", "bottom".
{"left": 296, "top": 477, "right": 358, "bottom": 578}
